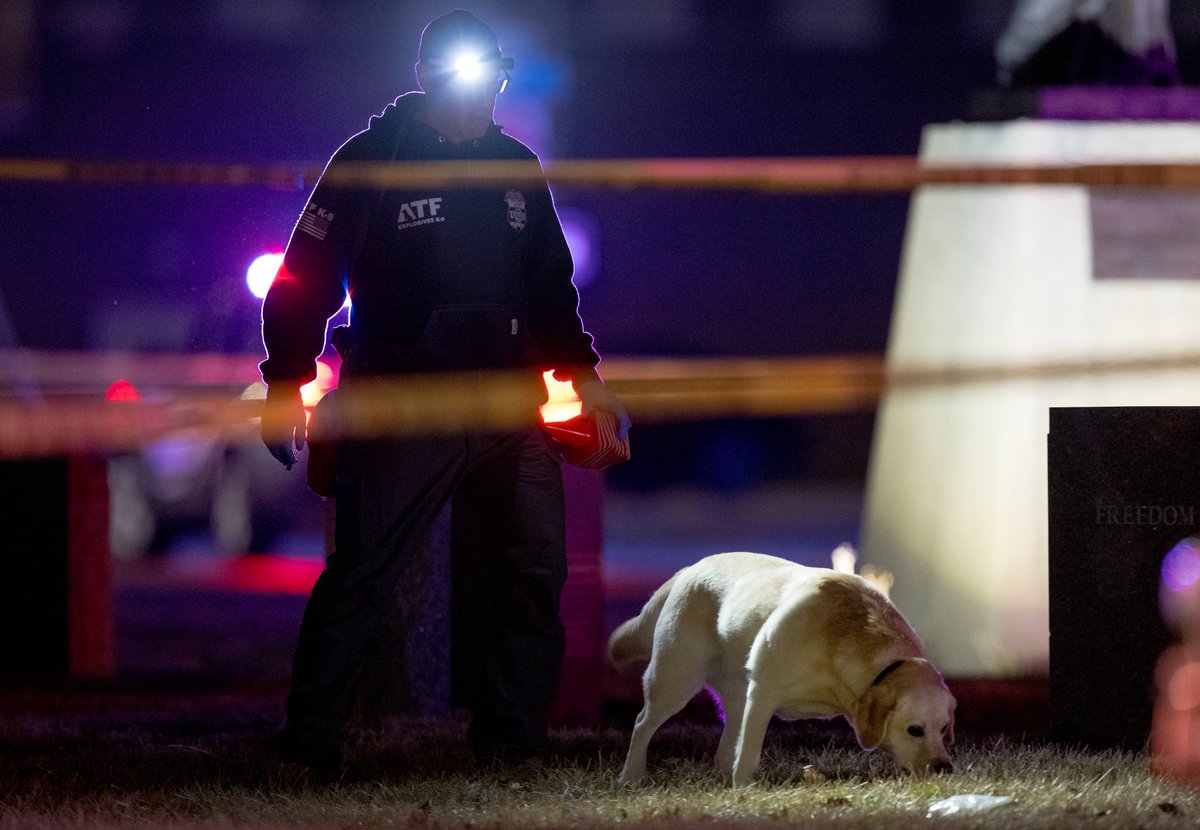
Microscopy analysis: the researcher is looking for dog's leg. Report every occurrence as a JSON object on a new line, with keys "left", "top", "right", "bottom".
{"left": 731, "top": 681, "right": 774, "bottom": 788}
{"left": 711, "top": 676, "right": 746, "bottom": 784}
{"left": 619, "top": 663, "right": 706, "bottom": 784}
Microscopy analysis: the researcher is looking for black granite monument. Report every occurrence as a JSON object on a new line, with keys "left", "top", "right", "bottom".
{"left": 1048, "top": 407, "right": 1200, "bottom": 748}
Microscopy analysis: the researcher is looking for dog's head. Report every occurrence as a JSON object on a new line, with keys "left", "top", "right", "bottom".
{"left": 849, "top": 658, "right": 956, "bottom": 776}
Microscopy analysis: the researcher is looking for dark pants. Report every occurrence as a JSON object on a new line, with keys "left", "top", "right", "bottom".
{"left": 283, "top": 423, "right": 567, "bottom": 762}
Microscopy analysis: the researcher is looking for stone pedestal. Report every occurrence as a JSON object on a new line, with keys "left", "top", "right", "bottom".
{"left": 355, "top": 502, "right": 453, "bottom": 723}
{"left": 862, "top": 119, "right": 1200, "bottom": 676}
{"left": 1048, "top": 407, "right": 1198, "bottom": 749}
{"left": 450, "top": 464, "right": 607, "bottom": 725}
{"left": 356, "top": 463, "right": 606, "bottom": 726}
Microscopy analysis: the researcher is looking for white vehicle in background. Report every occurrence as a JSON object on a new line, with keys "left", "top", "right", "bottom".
{"left": 107, "top": 366, "right": 335, "bottom": 559}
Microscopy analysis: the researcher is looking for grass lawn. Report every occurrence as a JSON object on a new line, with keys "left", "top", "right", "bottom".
{"left": 1, "top": 688, "right": 1197, "bottom": 830}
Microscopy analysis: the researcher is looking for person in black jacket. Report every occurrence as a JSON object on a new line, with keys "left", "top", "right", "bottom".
{"left": 259, "top": 9, "right": 630, "bottom": 775}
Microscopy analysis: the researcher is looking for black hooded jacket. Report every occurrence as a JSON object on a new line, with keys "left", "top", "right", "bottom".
{"left": 260, "top": 92, "right": 601, "bottom": 393}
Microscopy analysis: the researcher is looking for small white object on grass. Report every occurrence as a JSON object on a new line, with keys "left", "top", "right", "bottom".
{"left": 927, "top": 794, "right": 1014, "bottom": 817}
{"left": 801, "top": 765, "right": 827, "bottom": 784}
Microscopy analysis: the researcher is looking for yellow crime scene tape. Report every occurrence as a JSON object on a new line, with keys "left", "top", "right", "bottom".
{"left": 4, "top": 350, "right": 1200, "bottom": 459}
{"left": 4, "top": 156, "right": 1200, "bottom": 192}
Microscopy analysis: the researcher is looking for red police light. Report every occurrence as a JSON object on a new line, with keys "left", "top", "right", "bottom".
{"left": 105, "top": 379, "right": 141, "bottom": 402}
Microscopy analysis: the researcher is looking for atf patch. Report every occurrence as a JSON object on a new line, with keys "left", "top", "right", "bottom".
{"left": 505, "top": 190, "right": 527, "bottom": 231}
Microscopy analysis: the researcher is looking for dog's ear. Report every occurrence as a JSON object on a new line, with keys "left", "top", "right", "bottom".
{"left": 850, "top": 682, "right": 896, "bottom": 751}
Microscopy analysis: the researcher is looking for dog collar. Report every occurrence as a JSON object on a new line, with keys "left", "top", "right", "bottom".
{"left": 871, "top": 659, "right": 906, "bottom": 687}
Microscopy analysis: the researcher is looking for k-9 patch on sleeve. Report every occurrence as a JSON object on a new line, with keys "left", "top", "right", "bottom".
{"left": 298, "top": 202, "right": 334, "bottom": 241}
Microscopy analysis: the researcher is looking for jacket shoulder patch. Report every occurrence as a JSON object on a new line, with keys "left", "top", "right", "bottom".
{"left": 505, "top": 190, "right": 527, "bottom": 231}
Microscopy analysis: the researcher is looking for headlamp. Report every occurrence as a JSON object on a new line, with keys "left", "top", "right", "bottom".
{"left": 425, "top": 48, "right": 514, "bottom": 93}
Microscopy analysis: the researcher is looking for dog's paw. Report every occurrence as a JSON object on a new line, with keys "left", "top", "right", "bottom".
{"left": 617, "top": 768, "right": 645, "bottom": 786}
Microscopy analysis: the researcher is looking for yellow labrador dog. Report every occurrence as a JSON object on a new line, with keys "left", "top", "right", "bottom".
{"left": 609, "top": 552, "right": 955, "bottom": 786}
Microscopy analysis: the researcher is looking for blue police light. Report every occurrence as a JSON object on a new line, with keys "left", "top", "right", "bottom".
{"left": 247, "top": 252, "right": 283, "bottom": 300}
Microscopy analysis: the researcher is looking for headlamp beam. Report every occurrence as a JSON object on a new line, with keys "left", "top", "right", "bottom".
{"left": 424, "top": 49, "right": 514, "bottom": 93}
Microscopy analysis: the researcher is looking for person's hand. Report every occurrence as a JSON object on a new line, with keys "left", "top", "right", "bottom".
{"left": 576, "top": 380, "right": 631, "bottom": 441}
{"left": 261, "top": 383, "right": 306, "bottom": 469}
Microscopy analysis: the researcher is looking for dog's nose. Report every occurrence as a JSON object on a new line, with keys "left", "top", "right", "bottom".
{"left": 931, "top": 759, "right": 954, "bottom": 775}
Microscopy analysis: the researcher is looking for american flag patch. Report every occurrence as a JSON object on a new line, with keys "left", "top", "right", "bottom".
{"left": 298, "top": 204, "right": 332, "bottom": 241}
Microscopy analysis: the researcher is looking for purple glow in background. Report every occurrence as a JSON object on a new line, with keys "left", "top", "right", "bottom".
{"left": 559, "top": 208, "right": 598, "bottom": 288}
{"left": 1163, "top": 537, "right": 1200, "bottom": 593}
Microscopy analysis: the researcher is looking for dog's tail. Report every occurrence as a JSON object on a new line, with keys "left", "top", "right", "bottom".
{"left": 608, "top": 573, "right": 678, "bottom": 669}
